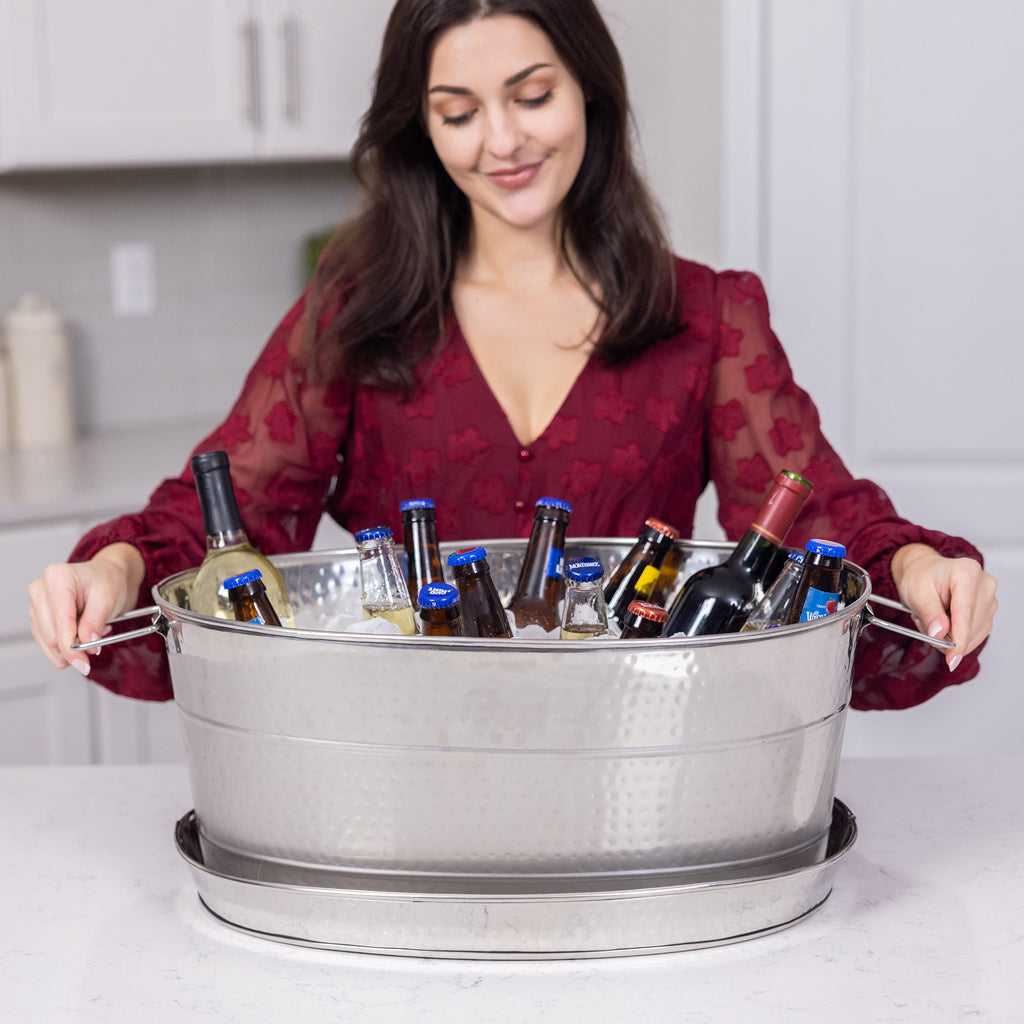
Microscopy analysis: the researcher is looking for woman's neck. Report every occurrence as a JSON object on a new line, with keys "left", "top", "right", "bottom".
{"left": 462, "top": 212, "right": 570, "bottom": 292}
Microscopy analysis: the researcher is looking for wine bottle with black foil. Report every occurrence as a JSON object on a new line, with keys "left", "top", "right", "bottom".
{"left": 507, "top": 497, "right": 572, "bottom": 632}
{"left": 189, "top": 450, "right": 295, "bottom": 624}
{"left": 400, "top": 498, "right": 444, "bottom": 609}
{"left": 448, "top": 547, "right": 513, "bottom": 638}
{"left": 603, "top": 518, "right": 680, "bottom": 626}
{"left": 664, "top": 470, "right": 812, "bottom": 637}
{"left": 224, "top": 569, "right": 283, "bottom": 627}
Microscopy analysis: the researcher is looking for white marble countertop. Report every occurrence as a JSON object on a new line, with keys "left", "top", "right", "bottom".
{"left": 2, "top": 757, "right": 1021, "bottom": 1022}
{"left": 0, "top": 420, "right": 211, "bottom": 527}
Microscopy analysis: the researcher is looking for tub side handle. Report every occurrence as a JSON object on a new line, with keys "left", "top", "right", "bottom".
{"left": 862, "top": 594, "right": 956, "bottom": 650}
{"left": 70, "top": 606, "right": 167, "bottom": 651}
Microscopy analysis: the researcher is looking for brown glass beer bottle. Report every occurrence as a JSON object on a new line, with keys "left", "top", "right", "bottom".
{"left": 417, "top": 582, "right": 463, "bottom": 637}
{"left": 447, "top": 547, "right": 514, "bottom": 638}
{"left": 400, "top": 498, "right": 444, "bottom": 609}
{"left": 618, "top": 600, "right": 668, "bottom": 639}
{"left": 604, "top": 518, "right": 680, "bottom": 626}
{"left": 223, "top": 569, "right": 283, "bottom": 626}
{"left": 506, "top": 497, "right": 572, "bottom": 632}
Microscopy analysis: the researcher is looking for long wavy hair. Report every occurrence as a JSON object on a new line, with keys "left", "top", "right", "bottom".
{"left": 308, "top": 0, "right": 680, "bottom": 392}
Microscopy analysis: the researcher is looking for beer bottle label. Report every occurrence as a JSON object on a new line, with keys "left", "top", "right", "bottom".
{"left": 545, "top": 548, "right": 564, "bottom": 580}
{"left": 798, "top": 587, "right": 840, "bottom": 622}
{"left": 634, "top": 565, "right": 660, "bottom": 596}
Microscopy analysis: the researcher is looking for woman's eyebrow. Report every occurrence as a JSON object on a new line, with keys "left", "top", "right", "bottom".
{"left": 428, "top": 62, "right": 553, "bottom": 96}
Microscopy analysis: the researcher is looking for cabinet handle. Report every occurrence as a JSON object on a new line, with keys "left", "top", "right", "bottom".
{"left": 281, "top": 17, "right": 300, "bottom": 123}
{"left": 241, "top": 19, "right": 262, "bottom": 128}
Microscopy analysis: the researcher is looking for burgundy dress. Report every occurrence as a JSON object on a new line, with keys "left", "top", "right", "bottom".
{"left": 71, "top": 258, "right": 984, "bottom": 708}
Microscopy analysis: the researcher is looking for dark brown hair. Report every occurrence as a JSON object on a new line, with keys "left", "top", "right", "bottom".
{"left": 308, "top": 0, "right": 680, "bottom": 392}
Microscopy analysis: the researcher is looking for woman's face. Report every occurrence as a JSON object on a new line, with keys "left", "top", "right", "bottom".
{"left": 424, "top": 14, "right": 587, "bottom": 237}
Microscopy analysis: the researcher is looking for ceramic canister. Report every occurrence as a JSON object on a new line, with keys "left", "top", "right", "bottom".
{"left": 4, "top": 294, "right": 75, "bottom": 450}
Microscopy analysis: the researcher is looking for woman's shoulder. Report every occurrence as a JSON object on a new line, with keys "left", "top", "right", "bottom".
{"left": 669, "top": 255, "right": 771, "bottom": 321}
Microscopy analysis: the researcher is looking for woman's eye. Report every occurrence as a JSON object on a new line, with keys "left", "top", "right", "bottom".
{"left": 519, "top": 90, "right": 553, "bottom": 109}
{"left": 442, "top": 109, "right": 475, "bottom": 127}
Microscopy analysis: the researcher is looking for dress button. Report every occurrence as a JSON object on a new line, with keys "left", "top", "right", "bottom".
{"left": 518, "top": 448, "right": 533, "bottom": 462}
{"left": 514, "top": 499, "right": 527, "bottom": 512}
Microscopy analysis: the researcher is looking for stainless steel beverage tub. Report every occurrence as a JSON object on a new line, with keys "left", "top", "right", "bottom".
{"left": 91, "top": 538, "right": 948, "bottom": 956}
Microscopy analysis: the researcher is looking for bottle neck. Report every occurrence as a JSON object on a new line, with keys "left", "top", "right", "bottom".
{"left": 195, "top": 464, "right": 246, "bottom": 541}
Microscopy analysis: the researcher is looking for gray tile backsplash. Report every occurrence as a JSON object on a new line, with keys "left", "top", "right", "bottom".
{"left": 0, "top": 164, "right": 357, "bottom": 434}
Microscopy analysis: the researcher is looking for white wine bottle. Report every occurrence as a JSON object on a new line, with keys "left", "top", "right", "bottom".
{"left": 189, "top": 450, "right": 295, "bottom": 624}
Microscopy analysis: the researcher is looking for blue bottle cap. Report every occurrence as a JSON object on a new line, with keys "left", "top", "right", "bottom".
{"left": 418, "top": 582, "right": 460, "bottom": 609}
{"left": 536, "top": 496, "right": 573, "bottom": 513}
{"left": 786, "top": 551, "right": 805, "bottom": 564}
{"left": 399, "top": 498, "right": 436, "bottom": 512}
{"left": 354, "top": 526, "right": 393, "bottom": 543}
{"left": 222, "top": 569, "right": 263, "bottom": 590}
{"left": 805, "top": 539, "right": 846, "bottom": 558}
{"left": 447, "top": 546, "right": 487, "bottom": 567}
{"left": 565, "top": 557, "right": 604, "bottom": 582}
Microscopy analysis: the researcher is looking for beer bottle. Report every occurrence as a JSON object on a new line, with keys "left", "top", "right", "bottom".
{"left": 418, "top": 582, "right": 463, "bottom": 637}
{"left": 739, "top": 551, "right": 805, "bottom": 632}
{"left": 189, "top": 450, "right": 295, "bottom": 624}
{"left": 507, "top": 497, "right": 573, "bottom": 632}
{"left": 448, "top": 547, "right": 513, "bottom": 638}
{"left": 560, "top": 557, "right": 609, "bottom": 640}
{"left": 354, "top": 526, "right": 416, "bottom": 635}
{"left": 223, "top": 569, "right": 283, "bottom": 626}
{"left": 619, "top": 600, "right": 668, "bottom": 640}
{"left": 789, "top": 539, "right": 846, "bottom": 623}
{"left": 400, "top": 498, "right": 444, "bottom": 610}
{"left": 603, "top": 518, "right": 680, "bottom": 627}
{"left": 664, "top": 470, "right": 812, "bottom": 637}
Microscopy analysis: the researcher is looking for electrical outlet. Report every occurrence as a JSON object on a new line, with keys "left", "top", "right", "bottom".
{"left": 110, "top": 242, "right": 157, "bottom": 317}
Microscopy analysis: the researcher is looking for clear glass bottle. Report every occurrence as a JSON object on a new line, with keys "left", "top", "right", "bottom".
{"left": 507, "top": 497, "right": 572, "bottom": 632}
{"left": 789, "top": 539, "right": 846, "bottom": 623}
{"left": 223, "top": 569, "right": 283, "bottom": 626}
{"left": 604, "top": 518, "right": 680, "bottom": 627}
{"left": 664, "top": 470, "right": 812, "bottom": 637}
{"left": 739, "top": 551, "right": 805, "bottom": 632}
{"left": 354, "top": 526, "right": 416, "bottom": 635}
{"left": 619, "top": 600, "right": 668, "bottom": 639}
{"left": 417, "top": 582, "right": 463, "bottom": 637}
{"left": 560, "top": 557, "right": 609, "bottom": 639}
{"left": 400, "top": 498, "right": 444, "bottom": 609}
{"left": 189, "top": 450, "right": 295, "bottom": 624}
{"left": 448, "top": 547, "right": 513, "bottom": 638}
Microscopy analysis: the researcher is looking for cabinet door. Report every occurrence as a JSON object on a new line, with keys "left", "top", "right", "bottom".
{"left": 0, "top": 639, "right": 91, "bottom": 764}
{"left": 258, "top": 0, "right": 390, "bottom": 158}
{"left": 0, "top": 0, "right": 256, "bottom": 169}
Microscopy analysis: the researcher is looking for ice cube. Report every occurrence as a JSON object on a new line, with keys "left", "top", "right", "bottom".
{"left": 344, "top": 617, "right": 404, "bottom": 635}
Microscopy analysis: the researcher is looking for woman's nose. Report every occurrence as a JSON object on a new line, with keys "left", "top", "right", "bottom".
{"left": 483, "top": 107, "right": 523, "bottom": 159}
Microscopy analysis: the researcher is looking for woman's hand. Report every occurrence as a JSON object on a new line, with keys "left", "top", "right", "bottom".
{"left": 28, "top": 543, "right": 146, "bottom": 677}
{"left": 891, "top": 543, "right": 998, "bottom": 671}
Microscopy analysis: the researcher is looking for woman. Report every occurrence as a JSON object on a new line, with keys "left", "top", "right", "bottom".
{"left": 29, "top": 0, "right": 996, "bottom": 708}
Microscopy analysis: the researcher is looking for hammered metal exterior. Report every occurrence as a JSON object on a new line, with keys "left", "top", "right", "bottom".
{"left": 161, "top": 540, "right": 862, "bottom": 878}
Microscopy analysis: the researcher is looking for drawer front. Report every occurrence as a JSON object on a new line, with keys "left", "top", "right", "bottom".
{"left": 0, "top": 522, "right": 84, "bottom": 642}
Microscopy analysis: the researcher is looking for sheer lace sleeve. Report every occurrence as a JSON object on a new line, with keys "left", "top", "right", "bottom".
{"left": 69, "top": 292, "right": 354, "bottom": 700}
{"left": 706, "top": 270, "right": 985, "bottom": 710}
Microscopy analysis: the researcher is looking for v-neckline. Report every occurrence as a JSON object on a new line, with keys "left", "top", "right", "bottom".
{"left": 448, "top": 311, "right": 592, "bottom": 449}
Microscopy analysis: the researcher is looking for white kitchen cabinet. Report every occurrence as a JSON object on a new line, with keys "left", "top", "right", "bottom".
{"left": 0, "top": 0, "right": 389, "bottom": 170}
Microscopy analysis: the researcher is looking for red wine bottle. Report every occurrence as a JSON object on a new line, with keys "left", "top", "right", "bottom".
{"left": 664, "top": 471, "right": 812, "bottom": 637}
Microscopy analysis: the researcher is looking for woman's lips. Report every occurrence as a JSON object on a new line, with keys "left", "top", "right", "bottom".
{"left": 486, "top": 162, "right": 543, "bottom": 190}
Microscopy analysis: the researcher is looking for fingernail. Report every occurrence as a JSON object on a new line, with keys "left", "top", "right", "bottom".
{"left": 928, "top": 621, "right": 945, "bottom": 639}
{"left": 71, "top": 659, "right": 91, "bottom": 677}
{"left": 948, "top": 655, "right": 962, "bottom": 673}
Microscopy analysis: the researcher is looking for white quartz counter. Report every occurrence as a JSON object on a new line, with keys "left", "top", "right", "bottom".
{"left": 2, "top": 757, "right": 1021, "bottom": 1022}
{"left": 0, "top": 421, "right": 211, "bottom": 527}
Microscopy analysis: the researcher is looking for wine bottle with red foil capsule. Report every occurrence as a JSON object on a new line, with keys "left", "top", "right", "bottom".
{"left": 618, "top": 600, "right": 668, "bottom": 640}
{"left": 400, "top": 498, "right": 444, "bottom": 609}
{"left": 506, "top": 497, "right": 572, "bottom": 632}
{"left": 664, "top": 470, "right": 813, "bottom": 637}
{"left": 603, "top": 518, "right": 680, "bottom": 627}
{"left": 448, "top": 547, "right": 513, "bottom": 638}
